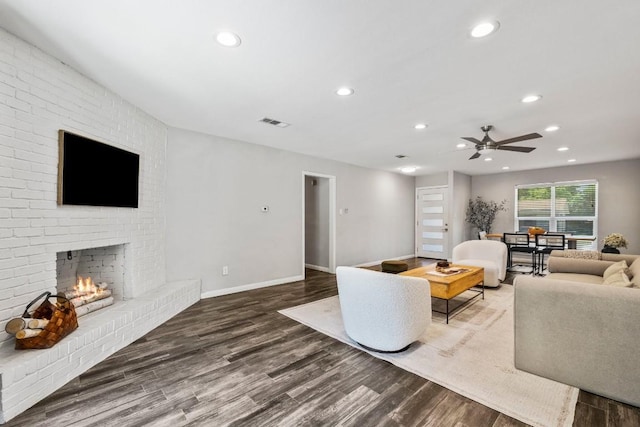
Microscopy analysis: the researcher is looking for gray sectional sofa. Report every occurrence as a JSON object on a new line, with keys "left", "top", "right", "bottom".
{"left": 513, "top": 250, "right": 640, "bottom": 406}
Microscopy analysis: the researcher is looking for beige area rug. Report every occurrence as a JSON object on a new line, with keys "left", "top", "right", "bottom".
{"left": 279, "top": 285, "right": 578, "bottom": 427}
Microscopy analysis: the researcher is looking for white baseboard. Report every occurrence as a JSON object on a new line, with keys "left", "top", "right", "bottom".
{"left": 352, "top": 254, "right": 416, "bottom": 268}
{"left": 201, "top": 274, "right": 305, "bottom": 299}
{"left": 305, "top": 263, "right": 330, "bottom": 273}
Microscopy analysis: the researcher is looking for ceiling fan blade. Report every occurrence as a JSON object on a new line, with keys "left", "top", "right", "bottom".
{"left": 461, "top": 137, "right": 482, "bottom": 144}
{"left": 495, "top": 133, "right": 542, "bottom": 146}
{"left": 469, "top": 152, "right": 481, "bottom": 160}
{"left": 497, "top": 145, "right": 536, "bottom": 153}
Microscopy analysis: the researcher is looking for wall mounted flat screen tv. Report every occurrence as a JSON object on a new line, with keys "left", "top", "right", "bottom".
{"left": 58, "top": 130, "right": 140, "bottom": 208}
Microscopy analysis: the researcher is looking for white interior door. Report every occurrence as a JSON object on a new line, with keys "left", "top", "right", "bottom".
{"left": 416, "top": 186, "right": 449, "bottom": 259}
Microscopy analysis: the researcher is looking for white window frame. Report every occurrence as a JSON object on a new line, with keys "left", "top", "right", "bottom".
{"left": 514, "top": 180, "right": 598, "bottom": 243}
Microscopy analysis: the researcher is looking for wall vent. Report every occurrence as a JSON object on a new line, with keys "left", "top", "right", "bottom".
{"left": 259, "top": 117, "right": 290, "bottom": 128}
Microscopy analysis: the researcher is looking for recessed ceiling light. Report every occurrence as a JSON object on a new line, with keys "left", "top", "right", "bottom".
{"left": 568, "top": 159, "right": 577, "bottom": 163}
{"left": 336, "top": 87, "right": 354, "bottom": 96}
{"left": 471, "top": 21, "right": 499, "bottom": 38}
{"left": 400, "top": 166, "right": 418, "bottom": 173}
{"left": 414, "top": 123, "right": 427, "bottom": 130}
{"left": 545, "top": 125, "right": 560, "bottom": 132}
{"left": 456, "top": 143, "right": 467, "bottom": 148}
{"left": 521, "top": 94, "right": 542, "bottom": 103}
{"left": 502, "top": 166, "right": 510, "bottom": 170}
{"left": 484, "top": 157, "right": 493, "bottom": 162}
{"left": 557, "top": 147, "right": 569, "bottom": 152}
{"left": 215, "top": 31, "right": 241, "bottom": 47}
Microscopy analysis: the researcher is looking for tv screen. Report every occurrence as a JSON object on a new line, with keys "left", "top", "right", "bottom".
{"left": 58, "top": 130, "right": 140, "bottom": 208}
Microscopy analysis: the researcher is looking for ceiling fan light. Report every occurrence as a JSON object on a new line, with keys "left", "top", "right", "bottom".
{"left": 478, "top": 147, "right": 496, "bottom": 154}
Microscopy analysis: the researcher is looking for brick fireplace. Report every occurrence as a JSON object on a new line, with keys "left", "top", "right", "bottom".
{"left": 0, "top": 29, "right": 201, "bottom": 424}
{"left": 56, "top": 244, "right": 129, "bottom": 301}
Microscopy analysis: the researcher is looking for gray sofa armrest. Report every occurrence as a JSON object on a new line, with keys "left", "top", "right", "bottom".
{"left": 514, "top": 275, "right": 640, "bottom": 407}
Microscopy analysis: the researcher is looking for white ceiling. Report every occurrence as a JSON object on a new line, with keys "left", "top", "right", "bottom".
{"left": 1, "top": 1, "right": 639, "bottom": 176}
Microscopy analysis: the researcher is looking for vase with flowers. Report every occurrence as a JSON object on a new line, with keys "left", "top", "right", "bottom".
{"left": 602, "top": 233, "right": 628, "bottom": 254}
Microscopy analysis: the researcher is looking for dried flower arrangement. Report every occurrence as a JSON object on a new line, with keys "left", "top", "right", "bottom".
{"left": 602, "top": 233, "right": 628, "bottom": 249}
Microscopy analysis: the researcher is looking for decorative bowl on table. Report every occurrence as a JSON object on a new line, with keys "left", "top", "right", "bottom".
{"left": 436, "top": 261, "right": 450, "bottom": 272}
{"left": 528, "top": 227, "right": 546, "bottom": 236}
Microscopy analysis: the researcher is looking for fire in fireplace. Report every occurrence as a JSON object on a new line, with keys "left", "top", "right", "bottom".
{"left": 65, "top": 276, "right": 114, "bottom": 317}
{"left": 56, "top": 244, "right": 127, "bottom": 313}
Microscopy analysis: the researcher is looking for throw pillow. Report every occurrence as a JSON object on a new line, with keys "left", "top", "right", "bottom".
{"left": 629, "top": 258, "right": 640, "bottom": 287}
{"left": 603, "top": 260, "right": 628, "bottom": 280}
{"left": 564, "top": 250, "right": 601, "bottom": 260}
{"left": 602, "top": 270, "right": 632, "bottom": 287}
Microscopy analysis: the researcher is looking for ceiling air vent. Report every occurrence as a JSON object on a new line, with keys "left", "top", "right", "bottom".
{"left": 259, "top": 117, "right": 290, "bottom": 128}
{"left": 395, "top": 154, "right": 407, "bottom": 159}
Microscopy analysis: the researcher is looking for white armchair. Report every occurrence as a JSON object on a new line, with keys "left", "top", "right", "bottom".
{"left": 452, "top": 240, "right": 508, "bottom": 287}
{"left": 336, "top": 266, "right": 431, "bottom": 353}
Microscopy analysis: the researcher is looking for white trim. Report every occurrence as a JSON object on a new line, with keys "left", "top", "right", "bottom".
{"left": 201, "top": 275, "right": 304, "bottom": 299}
{"left": 352, "top": 254, "right": 415, "bottom": 268}
{"left": 305, "top": 263, "right": 331, "bottom": 273}
{"left": 302, "top": 171, "right": 337, "bottom": 275}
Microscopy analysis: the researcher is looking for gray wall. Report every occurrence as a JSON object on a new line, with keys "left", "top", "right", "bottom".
{"left": 166, "top": 127, "right": 416, "bottom": 295}
{"left": 471, "top": 159, "right": 640, "bottom": 253}
{"left": 305, "top": 176, "right": 330, "bottom": 270}
{"left": 416, "top": 172, "right": 448, "bottom": 187}
{"left": 451, "top": 171, "right": 472, "bottom": 246}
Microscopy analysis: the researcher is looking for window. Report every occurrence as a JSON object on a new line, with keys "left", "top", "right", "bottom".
{"left": 515, "top": 180, "right": 597, "bottom": 249}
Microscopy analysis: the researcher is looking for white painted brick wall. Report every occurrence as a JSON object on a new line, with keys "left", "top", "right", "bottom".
{"left": 0, "top": 27, "right": 194, "bottom": 424}
{"left": 0, "top": 28, "right": 168, "bottom": 346}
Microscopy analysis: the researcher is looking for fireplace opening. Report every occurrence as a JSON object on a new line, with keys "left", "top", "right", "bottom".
{"left": 56, "top": 244, "right": 127, "bottom": 317}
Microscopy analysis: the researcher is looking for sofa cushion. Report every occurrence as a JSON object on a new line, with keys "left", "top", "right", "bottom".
{"left": 603, "top": 260, "right": 629, "bottom": 280}
{"left": 546, "top": 272, "right": 603, "bottom": 285}
{"left": 602, "top": 271, "right": 632, "bottom": 287}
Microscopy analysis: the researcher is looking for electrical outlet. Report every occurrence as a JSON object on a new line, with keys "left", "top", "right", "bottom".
{"left": 222, "top": 266, "right": 229, "bottom": 276}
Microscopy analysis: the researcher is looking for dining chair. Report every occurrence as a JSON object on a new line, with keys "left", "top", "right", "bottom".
{"left": 534, "top": 234, "right": 566, "bottom": 275}
{"left": 503, "top": 233, "right": 536, "bottom": 274}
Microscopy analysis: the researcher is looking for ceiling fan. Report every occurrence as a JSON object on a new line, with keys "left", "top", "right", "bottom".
{"left": 462, "top": 125, "right": 542, "bottom": 160}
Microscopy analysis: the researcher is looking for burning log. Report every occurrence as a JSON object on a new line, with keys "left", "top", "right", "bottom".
{"left": 70, "top": 289, "right": 112, "bottom": 308}
{"left": 64, "top": 276, "right": 108, "bottom": 299}
{"left": 75, "top": 297, "right": 114, "bottom": 318}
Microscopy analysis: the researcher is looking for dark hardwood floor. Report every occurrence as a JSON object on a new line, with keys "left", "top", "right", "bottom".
{"left": 5, "top": 258, "right": 639, "bottom": 426}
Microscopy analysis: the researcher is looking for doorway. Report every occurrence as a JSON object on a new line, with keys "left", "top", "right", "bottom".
{"left": 302, "top": 172, "right": 336, "bottom": 275}
{"left": 416, "top": 186, "right": 449, "bottom": 259}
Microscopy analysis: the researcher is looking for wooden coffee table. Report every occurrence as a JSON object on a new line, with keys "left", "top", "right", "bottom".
{"left": 400, "top": 265, "right": 484, "bottom": 323}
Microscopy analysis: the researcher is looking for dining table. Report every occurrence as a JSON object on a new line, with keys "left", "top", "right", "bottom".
{"left": 485, "top": 233, "right": 596, "bottom": 249}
